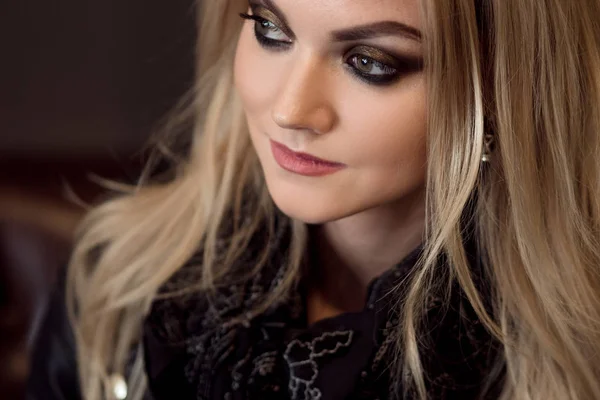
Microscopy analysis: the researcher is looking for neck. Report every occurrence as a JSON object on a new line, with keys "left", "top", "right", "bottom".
{"left": 306, "top": 190, "right": 426, "bottom": 324}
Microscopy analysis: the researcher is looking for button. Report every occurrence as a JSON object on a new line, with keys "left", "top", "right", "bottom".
{"left": 109, "top": 374, "right": 128, "bottom": 400}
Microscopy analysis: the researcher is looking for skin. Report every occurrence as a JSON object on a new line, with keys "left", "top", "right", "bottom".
{"left": 234, "top": 0, "right": 427, "bottom": 323}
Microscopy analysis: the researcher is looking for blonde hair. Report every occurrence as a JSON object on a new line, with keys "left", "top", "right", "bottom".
{"left": 67, "top": 0, "right": 600, "bottom": 399}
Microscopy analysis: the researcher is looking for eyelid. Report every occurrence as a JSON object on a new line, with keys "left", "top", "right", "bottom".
{"left": 343, "top": 45, "right": 402, "bottom": 69}
{"left": 344, "top": 45, "right": 424, "bottom": 72}
{"left": 249, "top": 5, "right": 295, "bottom": 40}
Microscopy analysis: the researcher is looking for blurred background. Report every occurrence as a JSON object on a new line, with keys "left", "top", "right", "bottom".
{"left": 0, "top": 0, "right": 196, "bottom": 397}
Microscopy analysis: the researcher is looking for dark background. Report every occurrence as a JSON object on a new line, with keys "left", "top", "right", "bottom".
{"left": 0, "top": 1, "right": 197, "bottom": 397}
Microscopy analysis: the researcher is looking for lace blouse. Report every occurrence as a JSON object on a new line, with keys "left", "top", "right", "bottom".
{"left": 143, "top": 240, "right": 502, "bottom": 400}
{"left": 27, "top": 215, "right": 503, "bottom": 400}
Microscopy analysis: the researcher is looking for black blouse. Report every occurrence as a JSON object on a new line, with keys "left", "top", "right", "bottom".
{"left": 143, "top": 228, "right": 502, "bottom": 400}
{"left": 28, "top": 222, "right": 503, "bottom": 400}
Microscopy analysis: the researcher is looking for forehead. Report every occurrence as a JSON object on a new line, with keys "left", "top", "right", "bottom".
{"left": 262, "top": 0, "right": 422, "bottom": 29}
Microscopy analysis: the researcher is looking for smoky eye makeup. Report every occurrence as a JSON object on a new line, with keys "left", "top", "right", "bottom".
{"left": 240, "top": 1, "right": 295, "bottom": 48}
{"left": 239, "top": 9, "right": 293, "bottom": 51}
{"left": 343, "top": 45, "right": 423, "bottom": 86}
{"left": 239, "top": 4, "right": 423, "bottom": 86}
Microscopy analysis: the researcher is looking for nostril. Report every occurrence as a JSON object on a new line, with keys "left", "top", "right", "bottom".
{"left": 271, "top": 111, "right": 296, "bottom": 129}
{"left": 271, "top": 105, "right": 337, "bottom": 134}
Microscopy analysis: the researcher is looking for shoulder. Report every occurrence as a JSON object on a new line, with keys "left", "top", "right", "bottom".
{"left": 27, "top": 268, "right": 82, "bottom": 400}
{"left": 145, "top": 207, "right": 294, "bottom": 343}
{"left": 142, "top": 210, "right": 297, "bottom": 397}
{"left": 421, "top": 243, "right": 505, "bottom": 398}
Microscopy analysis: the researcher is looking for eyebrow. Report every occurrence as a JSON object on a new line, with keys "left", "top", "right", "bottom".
{"left": 331, "top": 21, "right": 422, "bottom": 43}
{"left": 250, "top": 0, "right": 422, "bottom": 43}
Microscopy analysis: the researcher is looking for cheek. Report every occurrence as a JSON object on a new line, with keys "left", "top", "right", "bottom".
{"left": 234, "top": 26, "right": 281, "bottom": 117}
{"left": 233, "top": 26, "right": 427, "bottom": 223}
{"left": 341, "top": 78, "right": 427, "bottom": 182}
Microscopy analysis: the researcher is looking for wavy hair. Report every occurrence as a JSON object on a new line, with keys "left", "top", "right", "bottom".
{"left": 67, "top": 0, "right": 600, "bottom": 399}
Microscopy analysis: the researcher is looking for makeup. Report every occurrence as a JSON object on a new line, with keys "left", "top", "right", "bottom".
{"left": 239, "top": 12, "right": 292, "bottom": 50}
{"left": 239, "top": 12, "right": 423, "bottom": 86}
{"left": 343, "top": 45, "right": 423, "bottom": 85}
{"left": 270, "top": 140, "right": 346, "bottom": 176}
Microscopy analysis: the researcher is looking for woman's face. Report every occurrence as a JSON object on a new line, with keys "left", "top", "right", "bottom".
{"left": 234, "top": 0, "right": 426, "bottom": 224}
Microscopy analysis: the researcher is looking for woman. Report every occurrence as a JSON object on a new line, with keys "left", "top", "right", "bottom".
{"left": 28, "top": 0, "right": 600, "bottom": 399}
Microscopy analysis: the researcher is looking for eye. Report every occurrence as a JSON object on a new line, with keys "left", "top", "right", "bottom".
{"left": 240, "top": 13, "right": 292, "bottom": 50}
{"left": 255, "top": 17, "right": 290, "bottom": 42}
{"left": 345, "top": 54, "right": 400, "bottom": 85}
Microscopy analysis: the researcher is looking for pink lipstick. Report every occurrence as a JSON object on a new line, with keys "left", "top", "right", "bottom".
{"left": 270, "top": 140, "right": 346, "bottom": 177}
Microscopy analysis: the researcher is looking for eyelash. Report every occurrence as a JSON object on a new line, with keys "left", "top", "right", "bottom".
{"left": 239, "top": 13, "right": 405, "bottom": 86}
{"left": 240, "top": 13, "right": 292, "bottom": 51}
{"left": 344, "top": 55, "right": 400, "bottom": 86}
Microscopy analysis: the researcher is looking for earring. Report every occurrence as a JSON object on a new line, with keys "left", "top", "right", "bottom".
{"left": 481, "top": 133, "right": 495, "bottom": 163}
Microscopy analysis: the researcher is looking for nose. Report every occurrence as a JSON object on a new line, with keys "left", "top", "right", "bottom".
{"left": 271, "top": 56, "right": 337, "bottom": 135}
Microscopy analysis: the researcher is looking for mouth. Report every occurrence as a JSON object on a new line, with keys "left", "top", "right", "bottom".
{"left": 270, "top": 140, "right": 346, "bottom": 177}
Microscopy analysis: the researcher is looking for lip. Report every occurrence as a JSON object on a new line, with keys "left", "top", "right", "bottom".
{"left": 270, "top": 140, "right": 346, "bottom": 177}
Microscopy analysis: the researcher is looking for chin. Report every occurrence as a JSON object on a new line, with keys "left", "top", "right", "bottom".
{"left": 264, "top": 179, "right": 362, "bottom": 225}
{"left": 272, "top": 200, "right": 338, "bottom": 225}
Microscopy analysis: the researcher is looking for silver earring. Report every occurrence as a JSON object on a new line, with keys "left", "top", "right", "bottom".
{"left": 481, "top": 133, "right": 495, "bottom": 163}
